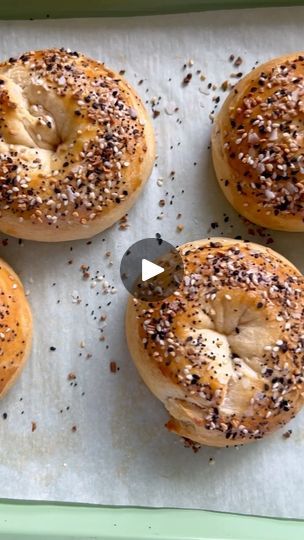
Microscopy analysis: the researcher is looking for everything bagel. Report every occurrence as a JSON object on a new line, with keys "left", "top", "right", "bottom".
{"left": 0, "top": 48, "right": 155, "bottom": 241}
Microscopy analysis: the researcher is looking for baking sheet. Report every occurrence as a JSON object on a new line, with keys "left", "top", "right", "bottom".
{"left": 0, "top": 5, "right": 303, "bottom": 519}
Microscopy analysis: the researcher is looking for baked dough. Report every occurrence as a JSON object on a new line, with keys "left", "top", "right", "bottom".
{"left": 0, "top": 258, "right": 32, "bottom": 398}
{"left": 0, "top": 48, "right": 155, "bottom": 241}
{"left": 212, "top": 53, "right": 304, "bottom": 231}
{"left": 126, "top": 238, "right": 304, "bottom": 447}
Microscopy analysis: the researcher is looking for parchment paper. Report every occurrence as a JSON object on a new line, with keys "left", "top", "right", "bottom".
{"left": 0, "top": 5, "right": 303, "bottom": 518}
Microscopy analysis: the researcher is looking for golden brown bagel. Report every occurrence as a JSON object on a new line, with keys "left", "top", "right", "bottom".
{"left": 212, "top": 53, "right": 304, "bottom": 231}
{"left": 0, "top": 48, "right": 155, "bottom": 241}
{"left": 0, "top": 258, "right": 32, "bottom": 398}
{"left": 126, "top": 238, "right": 304, "bottom": 447}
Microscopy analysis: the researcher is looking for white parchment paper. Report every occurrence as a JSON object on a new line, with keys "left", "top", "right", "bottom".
{"left": 0, "top": 5, "right": 303, "bottom": 518}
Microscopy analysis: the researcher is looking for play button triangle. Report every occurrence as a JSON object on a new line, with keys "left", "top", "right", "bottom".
{"left": 141, "top": 258, "right": 164, "bottom": 281}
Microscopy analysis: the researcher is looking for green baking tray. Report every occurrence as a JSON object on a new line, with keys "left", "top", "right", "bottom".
{"left": 0, "top": 1, "right": 303, "bottom": 539}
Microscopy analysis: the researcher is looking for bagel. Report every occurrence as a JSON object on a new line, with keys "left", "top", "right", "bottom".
{"left": 212, "top": 53, "right": 304, "bottom": 231}
{"left": 0, "top": 258, "right": 32, "bottom": 398}
{"left": 126, "top": 238, "right": 304, "bottom": 447}
{"left": 0, "top": 48, "right": 155, "bottom": 241}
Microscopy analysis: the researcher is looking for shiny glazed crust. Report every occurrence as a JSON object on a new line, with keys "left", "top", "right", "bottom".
{"left": 212, "top": 53, "right": 304, "bottom": 231}
{"left": 126, "top": 238, "right": 304, "bottom": 447}
{"left": 0, "top": 258, "right": 32, "bottom": 398}
{"left": 0, "top": 48, "right": 155, "bottom": 241}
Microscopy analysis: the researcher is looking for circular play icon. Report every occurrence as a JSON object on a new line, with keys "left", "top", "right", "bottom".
{"left": 120, "top": 237, "right": 184, "bottom": 302}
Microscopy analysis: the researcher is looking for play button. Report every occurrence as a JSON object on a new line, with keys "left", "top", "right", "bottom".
{"left": 120, "top": 237, "right": 184, "bottom": 302}
{"left": 142, "top": 259, "right": 164, "bottom": 281}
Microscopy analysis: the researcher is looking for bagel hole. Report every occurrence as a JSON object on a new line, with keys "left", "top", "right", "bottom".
{"left": 26, "top": 94, "right": 64, "bottom": 152}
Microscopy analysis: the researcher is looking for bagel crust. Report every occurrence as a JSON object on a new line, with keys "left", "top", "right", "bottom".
{"left": 0, "top": 258, "right": 32, "bottom": 398}
{"left": 0, "top": 48, "right": 155, "bottom": 241}
{"left": 212, "top": 53, "right": 304, "bottom": 231}
{"left": 126, "top": 238, "right": 304, "bottom": 447}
